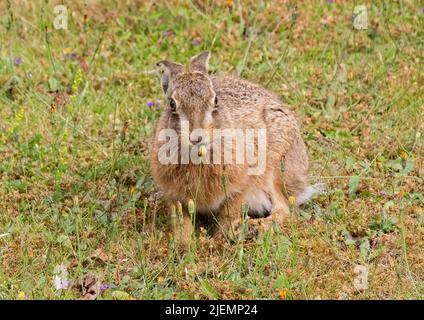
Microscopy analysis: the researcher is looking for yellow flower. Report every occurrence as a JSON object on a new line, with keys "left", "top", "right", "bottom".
{"left": 398, "top": 189, "right": 406, "bottom": 198}
{"left": 63, "top": 47, "right": 72, "bottom": 55}
{"left": 17, "top": 291, "right": 26, "bottom": 300}
{"left": 400, "top": 151, "right": 408, "bottom": 161}
{"left": 279, "top": 288, "right": 288, "bottom": 299}
{"left": 72, "top": 68, "right": 82, "bottom": 94}
{"left": 288, "top": 196, "right": 296, "bottom": 206}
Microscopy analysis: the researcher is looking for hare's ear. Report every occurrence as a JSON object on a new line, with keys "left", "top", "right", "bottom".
{"left": 156, "top": 60, "right": 184, "bottom": 94}
{"left": 189, "top": 51, "right": 210, "bottom": 74}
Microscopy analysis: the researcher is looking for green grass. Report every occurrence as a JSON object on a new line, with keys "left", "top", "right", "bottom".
{"left": 0, "top": 0, "right": 423, "bottom": 299}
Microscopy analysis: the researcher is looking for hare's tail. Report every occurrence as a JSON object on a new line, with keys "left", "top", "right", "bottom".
{"left": 296, "top": 183, "right": 327, "bottom": 205}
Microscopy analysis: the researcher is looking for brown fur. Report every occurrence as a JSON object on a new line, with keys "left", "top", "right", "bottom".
{"left": 150, "top": 52, "right": 309, "bottom": 241}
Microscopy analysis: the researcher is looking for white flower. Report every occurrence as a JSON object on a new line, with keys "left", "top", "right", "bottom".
{"left": 53, "top": 265, "right": 69, "bottom": 290}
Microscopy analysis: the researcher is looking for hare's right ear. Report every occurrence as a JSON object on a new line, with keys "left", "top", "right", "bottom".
{"left": 156, "top": 60, "right": 184, "bottom": 94}
{"left": 189, "top": 51, "right": 210, "bottom": 74}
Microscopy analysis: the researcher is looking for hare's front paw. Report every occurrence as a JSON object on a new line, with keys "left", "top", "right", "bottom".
{"left": 213, "top": 218, "right": 244, "bottom": 243}
{"left": 172, "top": 214, "right": 194, "bottom": 249}
{"left": 245, "top": 209, "right": 292, "bottom": 238}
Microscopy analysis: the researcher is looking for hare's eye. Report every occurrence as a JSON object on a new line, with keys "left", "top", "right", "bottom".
{"left": 214, "top": 96, "right": 218, "bottom": 108}
{"left": 169, "top": 98, "right": 176, "bottom": 112}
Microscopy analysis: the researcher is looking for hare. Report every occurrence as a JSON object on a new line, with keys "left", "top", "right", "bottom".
{"left": 150, "top": 52, "right": 322, "bottom": 242}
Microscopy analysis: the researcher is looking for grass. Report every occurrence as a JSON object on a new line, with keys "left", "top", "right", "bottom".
{"left": 0, "top": 0, "right": 423, "bottom": 299}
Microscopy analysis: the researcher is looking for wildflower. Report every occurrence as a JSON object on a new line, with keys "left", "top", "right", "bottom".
{"left": 288, "top": 196, "right": 296, "bottom": 206}
{"left": 326, "top": 0, "right": 335, "bottom": 4}
{"left": 53, "top": 265, "right": 69, "bottom": 290}
{"left": 191, "top": 38, "right": 202, "bottom": 46}
{"left": 146, "top": 101, "right": 154, "bottom": 108}
{"left": 175, "top": 201, "right": 184, "bottom": 228}
{"left": 15, "top": 57, "right": 22, "bottom": 65}
{"left": 63, "top": 48, "right": 76, "bottom": 60}
{"left": 170, "top": 204, "right": 177, "bottom": 231}
{"left": 377, "top": 190, "right": 388, "bottom": 197}
{"left": 176, "top": 201, "right": 183, "bottom": 214}
{"left": 163, "top": 30, "right": 172, "bottom": 37}
{"left": 15, "top": 108, "right": 24, "bottom": 123}
{"left": 400, "top": 150, "right": 408, "bottom": 161}
{"left": 100, "top": 283, "right": 108, "bottom": 292}
{"left": 17, "top": 291, "right": 26, "bottom": 300}
{"left": 72, "top": 68, "right": 82, "bottom": 93}
{"left": 279, "top": 288, "right": 288, "bottom": 299}
{"left": 400, "top": 150, "right": 408, "bottom": 168}
{"left": 54, "top": 277, "right": 69, "bottom": 290}
{"left": 188, "top": 199, "right": 196, "bottom": 215}
{"left": 398, "top": 189, "right": 405, "bottom": 198}
{"left": 421, "top": 7, "right": 424, "bottom": 14}
{"left": 197, "top": 144, "right": 207, "bottom": 157}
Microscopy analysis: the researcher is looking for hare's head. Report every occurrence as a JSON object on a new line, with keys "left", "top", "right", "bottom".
{"left": 156, "top": 52, "right": 219, "bottom": 140}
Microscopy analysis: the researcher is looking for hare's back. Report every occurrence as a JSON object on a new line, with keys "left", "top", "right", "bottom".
{"left": 211, "top": 74, "right": 278, "bottom": 107}
{"left": 210, "top": 74, "right": 294, "bottom": 126}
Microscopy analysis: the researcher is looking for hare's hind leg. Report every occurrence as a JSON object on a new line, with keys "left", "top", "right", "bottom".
{"left": 282, "top": 137, "right": 309, "bottom": 198}
{"left": 246, "top": 171, "right": 291, "bottom": 230}
{"left": 270, "top": 170, "right": 291, "bottom": 220}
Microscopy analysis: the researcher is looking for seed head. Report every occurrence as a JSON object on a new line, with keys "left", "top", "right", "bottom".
{"left": 197, "top": 144, "right": 207, "bottom": 157}
{"left": 188, "top": 199, "right": 196, "bottom": 215}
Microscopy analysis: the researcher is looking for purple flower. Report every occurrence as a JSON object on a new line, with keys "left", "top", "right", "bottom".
{"left": 326, "top": 0, "right": 334, "bottom": 3}
{"left": 69, "top": 52, "right": 76, "bottom": 60}
{"left": 376, "top": 191, "right": 389, "bottom": 197}
{"left": 15, "top": 57, "right": 22, "bottom": 65}
{"left": 421, "top": 7, "right": 424, "bottom": 14}
{"left": 191, "top": 38, "right": 202, "bottom": 46}
{"left": 146, "top": 101, "right": 154, "bottom": 108}
{"left": 100, "top": 283, "right": 108, "bottom": 291}
{"left": 163, "top": 31, "right": 171, "bottom": 37}
{"left": 154, "top": 98, "right": 159, "bottom": 106}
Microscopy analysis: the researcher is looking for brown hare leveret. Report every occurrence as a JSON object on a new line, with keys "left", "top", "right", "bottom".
{"left": 150, "top": 52, "right": 323, "bottom": 241}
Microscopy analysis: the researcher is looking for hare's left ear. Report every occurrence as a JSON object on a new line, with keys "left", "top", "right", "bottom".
{"left": 189, "top": 51, "right": 210, "bottom": 74}
{"left": 156, "top": 60, "right": 184, "bottom": 94}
